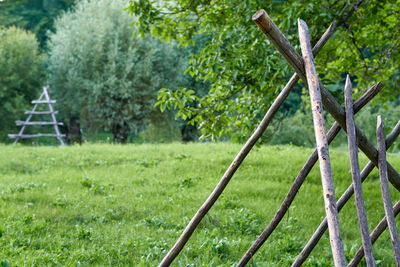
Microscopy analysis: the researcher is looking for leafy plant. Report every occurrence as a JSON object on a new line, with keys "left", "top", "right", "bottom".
{"left": 128, "top": 0, "right": 400, "bottom": 141}
{"left": 0, "top": 26, "right": 46, "bottom": 141}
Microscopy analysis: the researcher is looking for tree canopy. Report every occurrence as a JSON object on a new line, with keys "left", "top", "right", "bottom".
{"left": 47, "top": 0, "right": 188, "bottom": 143}
{"left": 128, "top": 0, "right": 400, "bottom": 141}
{"left": 0, "top": 26, "right": 46, "bottom": 140}
{"left": 0, "top": 0, "right": 75, "bottom": 48}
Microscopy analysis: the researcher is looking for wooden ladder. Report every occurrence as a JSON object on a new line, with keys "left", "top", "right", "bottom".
{"left": 8, "top": 86, "right": 66, "bottom": 146}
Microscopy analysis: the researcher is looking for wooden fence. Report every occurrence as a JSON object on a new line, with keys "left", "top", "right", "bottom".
{"left": 158, "top": 5, "right": 399, "bottom": 267}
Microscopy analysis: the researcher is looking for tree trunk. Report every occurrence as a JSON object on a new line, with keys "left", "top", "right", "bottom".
{"left": 66, "top": 116, "right": 82, "bottom": 145}
{"left": 113, "top": 123, "right": 129, "bottom": 143}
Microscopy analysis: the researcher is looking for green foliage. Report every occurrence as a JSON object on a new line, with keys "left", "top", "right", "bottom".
{"left": 0, "top": 0, "right": 76, "bottom": 48}
{"left": 321, "top": 1, "right": 400, "bottom": 102}
{"left": 47, "top": 0, "right": 187, "bottom": 142}
{"left": 269, "top": 109, "right": 315, "bottom": 147}
{"left": 0, "top": 143, "right": 399, "bottom": 265}
{"left": 353, "top": 101, "right": 400, "bottom": 151}
{"left": 139, "top": 111, "right": 183, "bottom": 143}
{"left": 128, "top": 0, "right": 400, "bottom": 141}
{"left": 0, "top": 26, "right": 46, "bottom": 141}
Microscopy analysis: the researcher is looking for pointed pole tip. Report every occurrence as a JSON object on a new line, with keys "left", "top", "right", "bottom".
{"left": 297, "top": 19, "right": 308, "bottom": 28}
{"left": 344, "top": 74, "right": 352, "bottom": 91}
{"left": 377, "top": 115, "right": 383, "bottom": 129}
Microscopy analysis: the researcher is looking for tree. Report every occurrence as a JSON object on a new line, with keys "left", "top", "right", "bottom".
{"left": 0, "top": 26, "right": 46, "bottom": 140}
{"left": 47, "top": 0, "right": 187, "bottom": 143}
{"left": 128, "top": 0, "right": 400, "bottom": 141}
{"left": 0, "top": 0, "right": 76, "bottom": 48}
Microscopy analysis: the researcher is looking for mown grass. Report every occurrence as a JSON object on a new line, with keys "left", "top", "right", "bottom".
{"left": 0, "top": 143, "right": 399, "bottom": 266}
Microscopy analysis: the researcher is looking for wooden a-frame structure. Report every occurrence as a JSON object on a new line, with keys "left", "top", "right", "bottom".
{"left": 8, "top": 86, "right": 65, "bottom": 146}
{"left": 158, "top": 4, "right": 400, "bottom": 267}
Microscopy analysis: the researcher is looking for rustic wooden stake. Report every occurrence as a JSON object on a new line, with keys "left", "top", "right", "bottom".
{"left": 298, "top": 19, "right": 346, "bottom": 267}
{"left": 344, "top": 75, "right": 376, "bottom": 266}
{"left": 377, "top": 116, "right": 400, "bottom": 266}
{"left": 253, "top": 10, "right": 400, "bottom": 191}
{"left": 348, "top": 200, "right": 400, "bottom": 267}
{"left": 292, "top": 120, "right": 400, "bottom": 267}
{"left": 158, "top": 18, "right": 338, "bottom": 267}
{"left": 237, "top": 82, "right": 383, "bottom": 266}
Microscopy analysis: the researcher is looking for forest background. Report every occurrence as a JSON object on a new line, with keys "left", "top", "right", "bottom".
{"left": 0, "top": 0, "right": 399, "bottom": 149}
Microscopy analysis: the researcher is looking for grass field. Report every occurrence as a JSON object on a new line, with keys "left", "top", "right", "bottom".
{"left": 1, "top": 143, "right": 400, "bottom": 266}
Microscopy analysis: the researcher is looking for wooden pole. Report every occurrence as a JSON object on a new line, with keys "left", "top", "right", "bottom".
{"left": 8, "top": 134, "right": 66, "bottom": 138}
{"left": 348, "top": 200, "right": 400, "bottom": 267}
{"left": 237, "top": 82, "right": 383, "bottom": 266}
{"left": 43, "top": 86, "right": 65, "bottom": 146}
{"left": 158, "top": 19, "right": 338, "bottom": 267}
{"left": 253, "top": 10, "right": 400, "bottom": 191}
{"left": 377, "top": 116, "right": 400, "bottom": 266}
{"left": 292, "top": 120, "right": 400, "bottom": 267}
{"left": 15, "top": 121, "right": 63, "bottom": 126}
{"left": 344, "top": 75, "right": 376, "bottom": 266}
{"left": 298, "top": 19, "right": 346, "bottom": 267}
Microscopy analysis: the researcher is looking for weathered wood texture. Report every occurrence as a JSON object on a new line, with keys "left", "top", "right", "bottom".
{"left": 31, "top": 100, "right": 56, "bottom": 104}
{"left": 43, "top": 87, "right": 65, "bottom": 146}
{"left": 24, "top": 111, "right": 58, "bottom": 115}
{"left": 158, "top": 17, "right": 338, "bottom": 267}
{"left": 377, "top": 116, "right": 400, "bottom": 266}
{"left": 8, "top": 134, "right": 66, "bottom": 138}
{"left": 15, "top": 121, "right": 63, "bottom": 126}
{"left": 298, "top": 18, "right": 346, "bottom": 267}
{"left": 292, "top": 120, "right": 400, "bottom": 267}
{"left": 348, "top": 200, "right": 400, "bottom": 267}
{"left": 253, "top": 9, "right": 400, "bottom": 191}
{"left": 237, "top": 82, "right": 383, "bottom": 266}
{"left": 344, "top": 75, "right": 376, "bottom": 267}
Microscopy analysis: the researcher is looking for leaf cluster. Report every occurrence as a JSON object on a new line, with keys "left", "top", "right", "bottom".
{"left": 128, "top": 0, "right": 400, "bottom": 142}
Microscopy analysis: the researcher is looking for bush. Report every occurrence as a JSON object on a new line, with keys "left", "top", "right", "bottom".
{"left": 139, "top": 111, "right": 182, "bottom": 143}
{"left": 268, "top": 109, "right": 315, "bottom": 147}
{"left": 0, "top": 26, "right": 46, "bottom": 141}
{"left": 267, "top": 101, "right": 400, "bottom": 151}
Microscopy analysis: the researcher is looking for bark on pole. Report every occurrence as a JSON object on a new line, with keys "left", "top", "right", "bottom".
{"left": 298, "top": 19, "right": 346, "bottom": 267}
{"left": 344, "top": 75, "right": 376, "bottom": 266}
{"left": 158, "top": 17, "right": 338, "bottom": 267}
{"left": 348, "top": 200, "right": 400, "bottom": 267}
{"left": 377, "top": 116, "right": 400, "bottom": 266}
{"left": 237, "top": 82, "right": 383, "bottom": 266}
{"left": 292, "top": 120, "right": 400, "bottom": 267}
{"left": 252, "top": 10, "right": 400, "bottom": 191}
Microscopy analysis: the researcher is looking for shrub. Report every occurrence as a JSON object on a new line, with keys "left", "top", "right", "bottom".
{"left": 0, "top": 26, "right": 46, "bottom": 141}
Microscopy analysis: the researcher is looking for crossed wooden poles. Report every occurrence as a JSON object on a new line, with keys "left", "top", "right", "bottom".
{"left": 159, "top": 9, "right": 400, "bottom": 267}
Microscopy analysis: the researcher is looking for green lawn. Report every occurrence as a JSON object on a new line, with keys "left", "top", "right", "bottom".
{"left": 0, "top": 143, "right": 399, "bottom": 266}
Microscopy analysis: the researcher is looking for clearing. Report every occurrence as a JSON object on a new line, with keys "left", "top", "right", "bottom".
{"left": 0, "top": 143, "right": 399, "bottom": 266}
